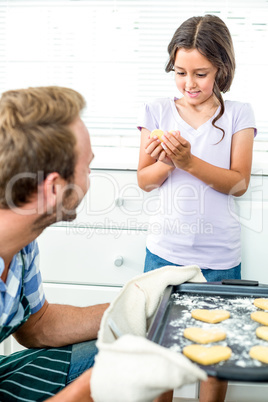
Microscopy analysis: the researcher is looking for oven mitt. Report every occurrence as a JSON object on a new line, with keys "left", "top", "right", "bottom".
{"left": 91, "top": 266, "right": 206, "bottom": 401}
{"left": 91, "top": 334, "right": 207, "bottom": 402}
{"left": 97, "top": 264, "right": 206, "bottom": 343}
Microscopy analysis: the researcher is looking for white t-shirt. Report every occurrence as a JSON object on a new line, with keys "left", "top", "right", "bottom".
{"left": 138, "top": 97, "right": 257, "bottom": 269}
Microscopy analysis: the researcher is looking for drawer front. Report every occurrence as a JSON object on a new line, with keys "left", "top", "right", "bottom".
{"left": 226, "top": 381, "right": 268, "bottom": 402}
{"left": 55, "top": 169, "right": 158, "bottom": 229}
{"left": 43, "top": 283, "right": 121, "bottom": 306}
{"left": 38, "top": 226, "right": 146, "bottom": 285}
{"left": 53, "top": 171, "right": 266, "bottom": 229}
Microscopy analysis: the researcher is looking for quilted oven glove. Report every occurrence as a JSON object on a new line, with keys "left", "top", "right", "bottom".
{"left": 98, "top": 264, "right": 206, "bottom": 343}
{"left": 91, "top": 334, "right": 207, "bottom": 402}
{"left": 91, "top": 265, "right": 207, "bottom": 402}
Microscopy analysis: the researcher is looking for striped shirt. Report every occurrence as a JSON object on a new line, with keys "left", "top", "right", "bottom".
{"left": 0, "top": 242, "right": 72, "bottom": 401}
{"left": 0, "top": 241, "right": 45, "bottom": 328}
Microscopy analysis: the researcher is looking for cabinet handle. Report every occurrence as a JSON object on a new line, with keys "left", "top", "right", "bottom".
{"left": 114, "top": 256, "right": 124, "bottom": 267}
{"left": 115, "top": 197, "right": 124, "bottom": 207}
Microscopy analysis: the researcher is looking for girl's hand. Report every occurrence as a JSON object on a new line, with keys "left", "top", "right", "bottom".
{"left": 160, "top": 131, "right": 192, "bottom": 170}
{"left": 145, "top": 135, "right": 174, "bottom": 167}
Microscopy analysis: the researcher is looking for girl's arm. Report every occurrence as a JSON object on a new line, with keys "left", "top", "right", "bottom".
{"left": 137, "top": 128, "right": 175, "bottom": 192}
{"left": 160, "top": 128, "right": 254, "bottom": 196}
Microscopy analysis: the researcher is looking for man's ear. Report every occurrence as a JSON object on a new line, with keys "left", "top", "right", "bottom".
{"left": 41, "top": 172, "right": 66, "bottom": 213}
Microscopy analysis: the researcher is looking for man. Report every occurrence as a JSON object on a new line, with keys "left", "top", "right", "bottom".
{"left": 0, "top": 86, "right": 109, "bottom": 401}
{"left": 0, "top": 86, "right": 206, "bottom": 401}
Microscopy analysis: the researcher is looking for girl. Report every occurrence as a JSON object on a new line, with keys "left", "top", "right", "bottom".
{"left": 137, "top": 15, "right": 256, "bottom": 402}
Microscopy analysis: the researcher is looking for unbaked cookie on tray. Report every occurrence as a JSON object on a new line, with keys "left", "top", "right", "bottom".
{"left": 183, "top": 344, "right": 232, "bottom": 365}
{"left": 191, "top": 309, "right": 230, "bottom": 324}
{"left": 253, "top": 298, "right": 268, "bottom": 311}
{"left": 250, "top": 346, "right": 268, "bottom": 364}
{"left": 183, "top": 327, "right": 226, "bottom": 344}
{"left": 256, "top": 326, "right": 268, "bottom": 341}
{"left": 251, "top": 311, "right": 268, "bottom": 326}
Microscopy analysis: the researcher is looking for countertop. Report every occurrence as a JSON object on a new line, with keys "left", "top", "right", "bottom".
{"left": 91, "top": 146, "right": 268, "bottom": 175}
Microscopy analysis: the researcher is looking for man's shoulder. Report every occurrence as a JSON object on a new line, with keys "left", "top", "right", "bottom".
{"left": 21, "top": 240, "right": 39, "bottom": 270}
{"left": 21, "top": 240, "right": 38, "bottom": 255}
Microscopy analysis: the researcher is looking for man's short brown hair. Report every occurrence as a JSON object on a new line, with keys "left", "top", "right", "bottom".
{"left": 0, "top": 86, "right": 86, "bottom": 208}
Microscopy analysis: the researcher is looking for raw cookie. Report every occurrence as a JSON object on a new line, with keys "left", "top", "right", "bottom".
{"left": 183, "top": 344, "right": 232, "bottom": 365}
{"left": 183, "top": 327, "right": 226, "bottom": 344}
{"left": 149, "top": 129, "right": 176, "bottom": 142}
{"left": 251, "top": 311, "right": 268, "bottom": 326}
{"left": 249, "top": 346, "right": 268, "bottom": 364}
{"left": 149, "top": 129, "right": 165, "bottom": 142}
{"left": 256, "top": 326, "right": 268, "bottom": 341}
{"left": 191, "top": 309, "right": 230, "bottom": 324}
{"left": 254, "top": 298, "right": 268, "bottom": 311}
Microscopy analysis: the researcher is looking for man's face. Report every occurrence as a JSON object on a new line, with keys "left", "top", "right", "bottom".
{"left": 33, "top": 118, "right": 94, "bottom": 230}
{"left": 59, "top": 118, "right": 94, "bottom": 222}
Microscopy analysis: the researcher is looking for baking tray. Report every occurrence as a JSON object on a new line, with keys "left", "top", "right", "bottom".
{"left": 147, "top": 281, "right": 268, "bottom": 382}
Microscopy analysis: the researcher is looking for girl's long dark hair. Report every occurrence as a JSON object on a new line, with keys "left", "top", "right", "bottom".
{"left": 166, "top": 15, "right": 236, "bottom": 142}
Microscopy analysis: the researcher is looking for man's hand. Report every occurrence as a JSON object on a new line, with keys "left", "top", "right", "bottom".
{"left": 91, "top": 334, "right": 207, "bottom": 402}
{"left": 98, "top": 265, "right": 205, "bottom": 343}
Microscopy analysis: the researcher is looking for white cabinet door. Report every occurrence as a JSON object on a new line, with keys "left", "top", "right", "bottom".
{"left": 38, "top": 227, "right": 146, "bottom": 285}
{"left": 173, "top": 383, "right": 198, "bottom": 399}
{"left": 3, "top": 283, "right": 121, "bottom": 355}
{"left": 43, "top": 282, "right": 121, "bottom": 306}
{"left": 226, "top": 381, "right": 268, "bottom": 402}
{"left": 239, "top": 200, "right": 268, "bottom": 282}
{"left": 0, "top": 343, "right": 4, "bottom": 355}
{"left": 55, "top": 169, "right": 159, "bottom": 230}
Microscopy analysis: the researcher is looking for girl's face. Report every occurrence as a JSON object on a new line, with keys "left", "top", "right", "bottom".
{"left": 174, "top": 48, "right": 218, "bottom": 105}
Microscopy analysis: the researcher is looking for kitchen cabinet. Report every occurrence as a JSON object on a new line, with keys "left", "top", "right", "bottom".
{"left": 226, "top": 382, "right": 268, "bottom": 402}
{"left": 239, "top": 174, "right": 268, "bottom": 283}
{"left": 38, "top": 227, "right": 146, "bottom": 286}
{"left": 3, "top": 169, "right": 268, "bottom": 400}
{"left": 4, "top": 283, "right": 122, "bottom": 355}
{"left": 38, "top": 170, "right": 268, "bottom": 286}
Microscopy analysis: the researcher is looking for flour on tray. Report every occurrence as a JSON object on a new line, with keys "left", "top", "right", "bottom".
{"left": 168, "top": 293, "right": 266, "bottom": 368}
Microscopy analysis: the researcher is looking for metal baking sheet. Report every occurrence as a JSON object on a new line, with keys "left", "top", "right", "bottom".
{"left": 147, "top": 282, "right": 268, "bottom": 381}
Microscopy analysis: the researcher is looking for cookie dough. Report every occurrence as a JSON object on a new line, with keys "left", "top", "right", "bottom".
{"left": 183, "top": 344, "right": 232, "bottom": 365}
{"left": 256, "top": 326, "right": 268, "bottom": 341}
{"left": 183, "top": 327, "right": 226, "bottom": 344}
{"left": 254, "top": 298, "right": 268, "bottom": 311}
{"left": 250, "top": 346, "right": 268, "bottom": 364}
{"left": 149, "top": 129, "right": 176, "bottom": 142}
{"left": 191, "top": 309, "right": 230, "bottom": 324}
{"left": 150, "top": 129, "right": 165, "bottom": 142}
{"left": 251, "top": 311, "right": 268, "bottom": 326}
